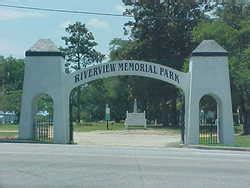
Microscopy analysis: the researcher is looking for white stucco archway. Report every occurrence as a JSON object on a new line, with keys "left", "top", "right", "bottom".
{"left": 19, "top": 39, "right": 235, "bottom": 145}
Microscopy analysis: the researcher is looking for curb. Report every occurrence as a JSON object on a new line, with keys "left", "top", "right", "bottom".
{"left": 185, "top": 145, "right": 250, "bottom": 152}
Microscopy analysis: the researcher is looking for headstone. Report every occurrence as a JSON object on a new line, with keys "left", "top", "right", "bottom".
{"left": 125, "top": 99, "right": 147, "bottom": 129}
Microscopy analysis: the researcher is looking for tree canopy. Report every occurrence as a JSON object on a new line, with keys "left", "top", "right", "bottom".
{"left": 61, "top": 21, "right": 105, "bottom": 123}
{"left": 0, "top": 56, "right": 24, "bottom": 118}
{"left": 108, "top": 1, "right": 203, "bottom": 126}
{"left": 192, "top": 1, "right": 250, "bottom": 134}
{"left": 61, "top": 21, "right": 105, "bottom": 71}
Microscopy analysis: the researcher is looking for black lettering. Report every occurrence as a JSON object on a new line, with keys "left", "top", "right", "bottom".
{"left": 110, "top": 64, "right": 116, "bottom": 72}
{"left": 160, "top": 67, "right": 164, "bottom": 75}
{"left": 135, "top": 63, "right": 140, "bottom": 71}
{"left": 118, "top": 63, "right": 124, "bottom": 71}
{"left": 93, "top": 67, "right": 98, "bottom": 76}
{"left": 164, "top": 69, "right": 169, "bottom": 78}
{"left": 106, "top": 64, "right": 110, "bottom": 73}
{"left": 88, "top": 69, "right": 93, "bottom": 77}
{"left": 83, "top": 70, "right": 88, "bottom": 79}
{"left": 74, "top": 74, "right": 80, "bottom": 83}
{"left": 145, "top": 64, "right": 149, "bottom": 72}
{"left": 175, "top": 74, "right": 180, "bottom": 83}
{"left": 153, "top": 66, "right": 157, "bottom": 74}
{"left": 169, "top": 71, "right": 174, "bottom": 80}
{"left": 124, "top": 63, "right": 128, "bottom": 71}
{"left": 80, "top": 72, "right": 83, "bottom": 81}
{"left": 149, "top": 65, "right": 153, "bottom": 73}
{"left": 98, "top": 66, "right": 102, "bottom": 75}
{"left": 129, "top": 63, "right": 134, "bottom": 71}
{"left": 140, "top": 63, "right": 145, "bottom": 72}
{"left": 102, "top": 65, "right": 106, "bottom": 73}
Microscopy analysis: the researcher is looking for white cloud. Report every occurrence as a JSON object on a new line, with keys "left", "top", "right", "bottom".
{"left": 0, "top": 9, "right": 45, "bottom": 21}
{"left": 59, "top": 19, "right": 110, "bottom": 30}
{"left": 114, "top": 4, "right": 126, "bottom": 13}
{"left": 0, "top": 42, "right": 11, "bottom": 51}
{"left": 86, "top": 18, "right": 110, "bottom": 30}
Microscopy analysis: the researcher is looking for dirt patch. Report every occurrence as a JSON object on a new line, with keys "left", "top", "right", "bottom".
{"left": 74, "top": 130, "right": 181, "bottom": 147}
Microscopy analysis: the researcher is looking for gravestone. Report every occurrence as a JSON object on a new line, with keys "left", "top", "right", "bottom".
{"left": 125, "top": 99, "right": 147, "bottom": 129}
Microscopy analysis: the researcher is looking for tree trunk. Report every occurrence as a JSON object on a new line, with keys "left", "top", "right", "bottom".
{"left": 170, "top": 97, "right": 178, "bottom": 127}
{"left": 240, "top": 92, "right": 250, "bottom": 135}
{"left": 76, "top": 86, "right": 81, "bottom": 123}
{"left": 69, "top": 94, "right": 74, "bottom": 143}
{"left": 76, "top": 58, "right": 81, "bottom": 124}
{"left": 161, "top": 100, "right": 169, "bottom": 127}
{"left": 243, "top": 109, "right": 250, "bottom": 135}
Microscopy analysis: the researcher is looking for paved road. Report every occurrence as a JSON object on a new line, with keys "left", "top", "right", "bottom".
{"left": 0, "top": 143, "right": 250, "bottom": 188}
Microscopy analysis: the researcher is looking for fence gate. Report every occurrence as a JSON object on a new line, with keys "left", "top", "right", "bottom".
{"left": 33, "top": 115, "right": 53, "bottom": 142}
{"left": 199, "top": 123, "right": 218, "bottom": 144}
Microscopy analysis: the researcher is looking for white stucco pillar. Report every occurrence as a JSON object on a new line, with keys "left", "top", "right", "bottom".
{"left": 19, "top": 39, "right": 70, "bottom": 144}
{"left": 53, "top": 90, "right": 70, "bottom": 144}
{"left": 187, "top": 40, "right": 234, "bottom": 145}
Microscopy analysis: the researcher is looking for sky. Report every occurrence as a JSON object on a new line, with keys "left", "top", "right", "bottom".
{"left": 0, "top": 0, "right": 132, "bottom": 59}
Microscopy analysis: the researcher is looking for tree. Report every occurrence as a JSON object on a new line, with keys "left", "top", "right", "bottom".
{"left": 109, "top": 1, "right": 203, "bottom": 126}
{"left": 0, "top": 56, "right": 24, "bottom": 94}
{"left": 124, "top": 0, "right": 202, "bottom": 60}
{"left": 61, "top": 22, "right": 104, "bottom": 70}
{"left": 61, "top": 22, "right": 104, "bottom": 123}
{"left": 232, "top": 48, "right": 250, "bottom": 134}
{"left": 192, "top": 1, "right": 250, "bottom": 134}
{"left": 0, "top": 56, "right": 24, "bottom": 121}
{"left": 72, "top": 78, "right": 130, "bottom": 122}
{"left": 217, "top": 0, "right": 250, "bottom": 30}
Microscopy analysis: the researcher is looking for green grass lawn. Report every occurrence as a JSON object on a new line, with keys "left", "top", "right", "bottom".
{"left": 199, "top": 135, "right": 218, "bottom": 145}
{"left": 0, "top": 132, "right": 17, "bottom": 137}
{"left": 73, "top": 122, "right": 181, "bottom": 134}
{"left": 0, "top": 123, "right": 179, "bottom": 134}
{"left": 235, "top": 135, "right": 250, "bottom": 147}
{"left": 0, "top": 124, "right": 18, "bottom": 131}
{"left": 73, "top": 122, "right": 124, "bottom": 132}
{"left": 199, "top": 134, "right": 250, "bottom": 148}
{"left": 0, "top": 125, "right": 18, "bottom": 138}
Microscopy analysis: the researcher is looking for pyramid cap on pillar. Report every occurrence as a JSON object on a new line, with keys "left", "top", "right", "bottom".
{"left": 192, "top": 40, "right": 228, "bottom": 57}
{"left": 25, "top": 39, "right": 63, "bottom": 57}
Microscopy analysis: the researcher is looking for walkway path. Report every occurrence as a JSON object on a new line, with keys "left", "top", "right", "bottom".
{"left": 74, "top": 129, "right": 180, "bottom": 147}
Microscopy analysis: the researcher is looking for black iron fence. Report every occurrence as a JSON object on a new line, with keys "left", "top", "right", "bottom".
{"left": 33, "top": 116, "right": 53, "bottom": 142}
{"left": 199, "top": 123, "right": 218, "bottom": 144}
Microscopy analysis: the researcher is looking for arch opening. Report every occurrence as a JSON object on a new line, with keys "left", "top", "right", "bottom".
{"left": 32, "top": 94, "right": 54, "bottom": 142}
{"left": 199, "top": 95, "right": 220, "bottom": 144}
{"left": 68, "top": 76, "right": 186, "bottom": 145}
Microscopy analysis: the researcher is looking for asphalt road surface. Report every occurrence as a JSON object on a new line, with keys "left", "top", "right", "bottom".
{"left": 0, "top": 143, "right": 250, "bottom": 188}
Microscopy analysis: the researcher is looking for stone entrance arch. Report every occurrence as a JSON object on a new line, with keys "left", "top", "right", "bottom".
{"left": 19, "top": 39, "right": 234, "bottom": 145}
